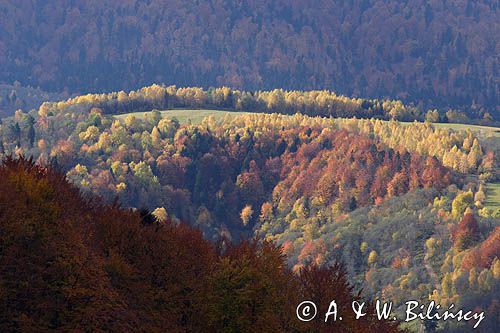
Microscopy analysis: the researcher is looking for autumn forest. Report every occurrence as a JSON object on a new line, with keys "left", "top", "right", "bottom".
{"left": 0, "top": 1, "right": 499, "bottom": 332}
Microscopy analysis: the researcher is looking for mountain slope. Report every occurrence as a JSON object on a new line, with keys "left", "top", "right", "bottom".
{"left": 0, "top": 0, "right": 498, "bottom": 117}
{"left": 0, "top": 157, "right": 404, "bottom": 332}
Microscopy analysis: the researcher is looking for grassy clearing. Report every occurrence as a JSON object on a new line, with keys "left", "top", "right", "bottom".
{"left": 432, "top": 123, "right": 500, "bottom": 139}
{"left": 398, "top": 121, "right": 500, "bottom": 139}
{"left": 115, "top": 108, "right": 499, "bottom": 137}
{"left": 484, "top": 182, "right": 500, "bottom": 210}
{"left": 114, "top": 109, "right": 251, "bottom": 124}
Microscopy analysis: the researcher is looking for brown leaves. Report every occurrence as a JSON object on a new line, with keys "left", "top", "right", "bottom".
{"left": 0, "top": 157, "right": 405, "bottom": 332}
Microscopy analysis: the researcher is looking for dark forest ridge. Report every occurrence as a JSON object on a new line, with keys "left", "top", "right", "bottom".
{"left": 0, "top": 0, "right": 498, "bottom": 119}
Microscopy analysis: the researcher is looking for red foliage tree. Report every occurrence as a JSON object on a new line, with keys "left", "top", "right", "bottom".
{"left": 452, "top": 212, "right": 480, "bottom": 251}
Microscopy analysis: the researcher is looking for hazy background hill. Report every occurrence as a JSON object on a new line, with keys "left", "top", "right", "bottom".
{"left": 0, "top": 0, "right": 498, "bottom": 119}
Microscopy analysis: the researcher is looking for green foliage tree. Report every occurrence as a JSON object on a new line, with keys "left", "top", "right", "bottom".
{"left": 451, "top": 190, "right": 474, "bottom": 220}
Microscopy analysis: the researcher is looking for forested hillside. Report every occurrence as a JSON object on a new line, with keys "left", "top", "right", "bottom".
{"left": 1, "top": 1, "right": 499, "bottom": 330}
{"left": 0, "top": 87, "right": 498, "bottom": 330}
{"left": 0, "top": 83, "right": 66, "bottom": 118}
{"left": 0, "top": 0, "right": 498, "bottom": 119}
{"left": 0, "top": 157, "right": 404, "bottom": 332}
